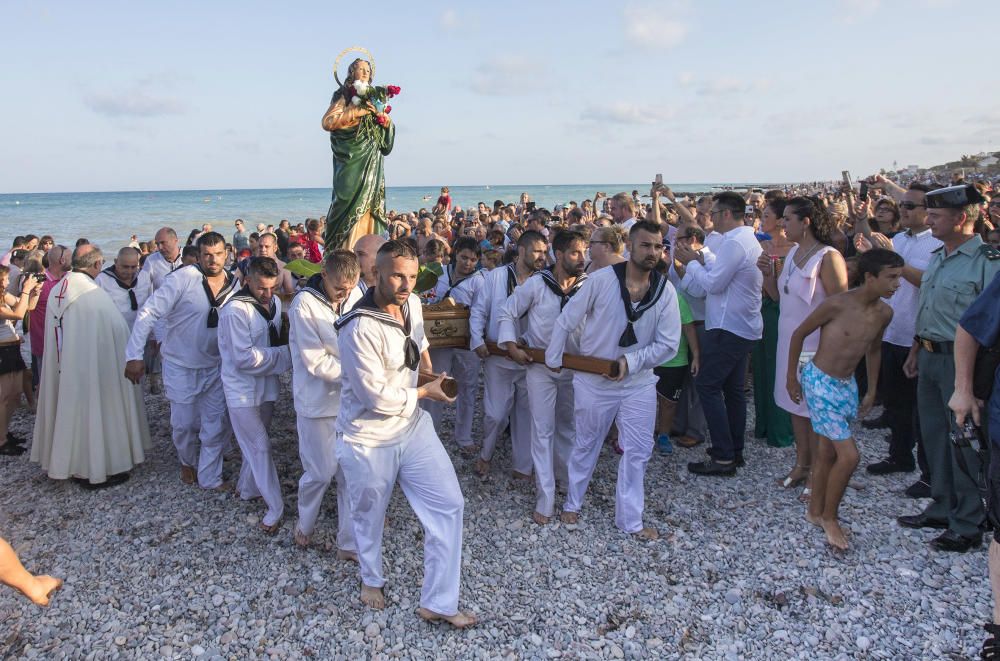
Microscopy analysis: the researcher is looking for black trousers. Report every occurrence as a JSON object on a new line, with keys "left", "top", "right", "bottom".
{"left": 880, "top": 342, "right": 929, "bottom": 479}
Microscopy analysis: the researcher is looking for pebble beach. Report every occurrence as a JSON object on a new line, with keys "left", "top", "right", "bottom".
{"left": 0, "top": 379, "right": 990, "bottom": 660}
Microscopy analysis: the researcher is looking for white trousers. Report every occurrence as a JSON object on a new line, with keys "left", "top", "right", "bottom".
{"left": 163, "top": 361, "right": 230, "bottom": 489}
{"left": 525, "top": 364, "right": 575, "bottom": 517}
{"left": 479, "top": 356, "right": 533, "bottom": 474}
{"left": 231, "top": 402, "right": 283, "bottom": 527}
{"left": 337, "top": 412, "right": 464, "bottom": 616}
{"left": 422, "top": 348, "right": 480, "bottom": 447}
{"left": 295, "top": 415, "right": 355, "bottom": 551}
{"left": 563, "top": 377, "right": 656, "bottom": 534}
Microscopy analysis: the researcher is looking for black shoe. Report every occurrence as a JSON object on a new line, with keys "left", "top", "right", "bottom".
{"left": 861, "top": 413, "right": 889, "bottom": 429}
{"left": 0, "top": 442, "right": 26, "bottom": 456}
{"left": 905, "top": 479, "right": 931, "bottom": 499}
{"left": 734, "top": 453, "right": 746, "bottom": 468}
{"left": 688, "top": 460, "right": 737, "bottom": 476}
{"left": 72, "top": 472, "right": 131, "bottom": 490}
{"left": 6, "top": 432, "right": 25, "bottom": 446}
{"left": 897, "top": 513, "right": 949, "bottom": 530}
{"left": 866, "top": 459, "right": 915, "bottom": 475}
{"left": 930, "top": 529, "right": 982, "bottom": 553}
{"left": 982, "top": 622, "right": 1000, "bottom": 660}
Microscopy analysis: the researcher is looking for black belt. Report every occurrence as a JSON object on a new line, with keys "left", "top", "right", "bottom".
{"left": 917, "top": 337, "right": 954, "bottom": 354}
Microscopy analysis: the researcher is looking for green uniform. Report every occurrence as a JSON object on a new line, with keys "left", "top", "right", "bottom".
{"left": 916, "top": 235, "right": 1000, "bottom": 537}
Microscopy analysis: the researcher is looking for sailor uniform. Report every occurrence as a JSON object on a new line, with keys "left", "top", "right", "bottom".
{"left": 498, "top": 267, "right": 587, "bottom": 517}
{"left": 96, "top": 267, "right": 152, "bottom": 330}
{"left": 126, "top": 265, "right": 238, "bottom": 488}
{"left": 335, "top": 291, "right": 465, "bottom": 617}
{"left": 469, "top": 263, "right": 533, "bottom": 474}
{"left": 546, "top": 263, "right": 681, "bottom": 533}
{"left": 288, "top": 274, "right": 361, "bottom": 546}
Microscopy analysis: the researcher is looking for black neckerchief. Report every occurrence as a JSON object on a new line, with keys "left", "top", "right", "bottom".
{"left": 612, "top": 261, "right": 666, "bottom": 347}
{"left": 334, "top": 288, "right": 419, "bottom": 370}
{"left": 101, "top": 266, "right": 139, "bottom": 310}
{"left": 300, "top": 273, "right": 350, "bottom": 315}
{"left": 505, "top": 263, "right": 518, "bottom": 297}
{"left": 537, "top": 267, "right": 587, "bottom": 310}
{"left": 195, "top": 265, "right": 237, "bottom": 329}
{"left": 229, "top": 286, "right": 281, "bottom": 346}
{"left": 443, "top": 265, "right": 480, "bottom": 301}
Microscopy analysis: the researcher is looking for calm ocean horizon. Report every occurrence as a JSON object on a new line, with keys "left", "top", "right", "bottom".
{"left": 0, "top": 182, "right": 780, "bottom": 249}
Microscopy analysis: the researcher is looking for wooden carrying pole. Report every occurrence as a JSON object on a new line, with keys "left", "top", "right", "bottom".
{"left": 417, "top": 371, "right": 459, "bottom": 398}
{"left": 484, "top": 342, "right": 620, "bottom": 378}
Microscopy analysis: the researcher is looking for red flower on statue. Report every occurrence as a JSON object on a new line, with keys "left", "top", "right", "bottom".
{"left": 376, "top": 114, "right": 388, "bottom": 126}
{"left": 384, "top": 105, "right": 392, "bottom": 114}
{"left": 386, "top": 85, "right": 401, "bottom": 97}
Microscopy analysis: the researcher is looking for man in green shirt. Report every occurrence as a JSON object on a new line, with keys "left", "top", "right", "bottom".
{"left": 897, "top": 184, "right": 1000, "bottom": 553}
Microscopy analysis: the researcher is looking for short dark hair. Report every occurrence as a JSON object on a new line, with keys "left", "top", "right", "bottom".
{"left": 517, "top": 229, "right": 547, "bottom": 249}
{"left": 766, "top": 198, "right": 787, "bottom": 219}
{"left": 764, "top": 189, "right": 786, "bottom": 203}
{"left": 785, "top": 196, "right": 835, "bottom": 247}
{"left": 908, "top": 182, "right": 932, "bottom": 193}
{"left": 712, "top": 192, "right": 745, "bottom": 218}
{"left": 11, "top": 236, "right": 25, "bottom": 248}
{"left": 858, "top": 248, "right": 904, "bottom": 281}
{"left": 377, "top": 239, "right": 418, "bottom": 261}
{"left": 680, "top": 225, "right": 706, "bottom": 242}
{"left": 453, "top": 236, "right": 481, "bottom": 256}
{"left": 323, "top": 249, "right": 361, "bottom": 281}
{"left": 196, "top": 231, "right": 227, "bottom": 250}
{"left": 527, "top": 209, "right": 552, "bottom": 226}
{"left": 552, "top": 229, "right": 586, "bottom": 254}
{"left": 181, "top": 245, "right": 199, "bottom": 260}
{"left": 247, "top": 256, "right": 280, "bottom": 279}
{"left": 306, "top": 218, "right": 322, "bottom": 232}
{"left": 629, "top": 220, "right": 662, "bottom": 238}
{"left": 423, "top": 238, "right": 445, "bottom": 259}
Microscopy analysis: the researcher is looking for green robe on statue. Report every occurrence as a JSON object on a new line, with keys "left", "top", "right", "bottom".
{"left": 323, "top": 94, "right": 396, "bottom": 250}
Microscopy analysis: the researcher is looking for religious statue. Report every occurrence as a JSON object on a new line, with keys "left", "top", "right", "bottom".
{"left": 322, "top": 47, "right": 398, "bottom": 250}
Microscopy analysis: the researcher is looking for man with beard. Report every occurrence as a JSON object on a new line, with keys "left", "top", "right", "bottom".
{"left": 499, "top": 230, "right": 588, "bottom": 524}
{"left": 289, "top": 250, "right": 361, "bottom": 553}
{"left": 470, "top": 230, "right": 548, "bottom": 478}
{"left": 424, "top": 236, "right": 485, "bottom": 456}
{"left": 335, "top": 240, "right": 475, "bottom": 628}
{"left": 125, "top": 232, "right": 239, "bottom": 489}
{"left": 218, "top": 257, "right": 292, "bottom": 534}
{"left": 547, "top": 222, "right": 680, "bottom": 539}
{"left": 96, "top": 247, "right": 152, "bottom": 330}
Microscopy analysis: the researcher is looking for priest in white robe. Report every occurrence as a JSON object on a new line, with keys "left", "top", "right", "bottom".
{"left": 31, "top": 244, "right": 150, "bottom": 488}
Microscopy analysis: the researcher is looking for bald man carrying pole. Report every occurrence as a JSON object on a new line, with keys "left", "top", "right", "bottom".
{"left": 140, "top": 227, "right": 183, "bottom": 394}
{"left": 96, "top": 247, "right": 152, "bottom": 329}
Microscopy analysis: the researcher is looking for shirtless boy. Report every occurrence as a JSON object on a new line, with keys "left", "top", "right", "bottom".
{"left": 786, "top": 249, "right": 903, "bottom": 551}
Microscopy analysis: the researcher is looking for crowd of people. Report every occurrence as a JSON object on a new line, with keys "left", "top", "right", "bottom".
{"left": 2, "top": 176, "right": 1000, "bottom": 647}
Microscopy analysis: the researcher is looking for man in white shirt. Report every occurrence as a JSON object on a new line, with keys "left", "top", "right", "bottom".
{"left": 858, "top": 183, "right": 939, "bottom": 490}
{"left": 670, "top": 225, "right": 711, "bottom": 447}
{"left": 423, "top": 236, "right": 485, "bottom": 455}
{"left": 288, "top": 250, "right": 361, "bottom": 553}
{"left": 500, "top": 230, "right": 588, "bottom": 524}
{"left": 547, "top": 221, "right": 681, "bottom": 538}
{"left": 218, "top": 257, "right": 292, "bottom": 534}
{"left": 676, "top": 192, "right": 763, "bottom": 476}
{"left": 125, "top": 232, "right": 239, "bottom": 488}
{"left": 335, "top": 240, "right": 475, "bottom": 628}
{"left": 96, "top": 247, "right": 152, "bottom": 330}
{"left": 140, "top": 227, "right": 184, "bottom": 394}
{"left": 470, "top": 230, "right": 548, "bottom": 478}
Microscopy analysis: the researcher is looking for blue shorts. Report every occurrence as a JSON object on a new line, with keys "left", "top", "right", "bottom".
{"left": 800, "top": 360, "right": 858, "bottom": 441}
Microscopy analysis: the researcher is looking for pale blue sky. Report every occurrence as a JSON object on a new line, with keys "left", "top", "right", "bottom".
{"left": 1, "top": 0, "right": 996, "bottom": 193}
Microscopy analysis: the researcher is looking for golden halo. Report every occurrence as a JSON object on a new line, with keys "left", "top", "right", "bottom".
{"left": 333, "top": 46, "right": 375, "bottom": 88}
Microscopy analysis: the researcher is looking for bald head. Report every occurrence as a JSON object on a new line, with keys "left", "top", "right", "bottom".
{"left": 114, "top": 246, "right": 141, "bottom": 282}
{"left": 353, "top": 234, "right": 387, "bottom": 287}
{"left": 154, "top": 227, "right": 180, "bottom": 261}
{"left": 46, "top": 244, "right": 71, "bottom": 276}
{"left": 72, "top": 243, "right": 104, "bottom": 278}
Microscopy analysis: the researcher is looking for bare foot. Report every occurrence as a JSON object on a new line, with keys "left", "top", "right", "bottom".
{"left": 209, "top": 481, "right": 233, "bottom": 493}
{"left": 258, "top": 519, "right": 281, "bottom": 536}
{"left": 475, "top": 459, "right": 489, "bottom": 476}
{"left": 416, "top": 606, "right": 477, "bottom": 628}
{"left": 180, "top": 465, "right": 196, "bottom": 485}
{"left": 360, "top": 583, "right": 385, "bottom": 609}
{"left": 821, "top": 519, "right": 849, "bottom": 551}
{"left": 560, "top": 511, "right": 578, "bottom": 524}
{"left": 459, "top": 444, "right": 480, "bottom": 459}
{"left": 532, "top": 511, "right": 550, "bottom": 525}
{"left": 634, "top": 527, "right": 659, "bottom": 540}
{"left": 336, "top": 549, "right": 359, "bottom": 563}
{"left": 805, "top": 510, "right": 822, "bottom": 528}
{"left": 511, "top": 471, "right": 531, "bottom": 481}
{"left": 25, "top": 575, "right": 63, "bottom": 607}
{"left": 293, "top": 527, "right": 310, "bottom": 548}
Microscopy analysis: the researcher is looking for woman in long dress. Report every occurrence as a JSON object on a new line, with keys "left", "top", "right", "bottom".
{"left": 760, "top": 197, "right": 848, "bottom": 500}
{"left": 321, "top": 58, "right": 395, "bottom": 250}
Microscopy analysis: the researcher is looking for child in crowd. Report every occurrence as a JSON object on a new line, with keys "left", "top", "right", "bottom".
{"left": 786, "top": 249, "right": 903, "bottom": 551}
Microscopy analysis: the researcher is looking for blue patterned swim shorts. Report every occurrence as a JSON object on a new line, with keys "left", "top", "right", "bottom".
{"left": 800, "top": 360, "right": 858, "bottom": 441}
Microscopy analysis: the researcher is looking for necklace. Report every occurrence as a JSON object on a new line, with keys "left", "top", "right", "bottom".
{"left": 783, "top": 242, "right": 822, "bottom": 294}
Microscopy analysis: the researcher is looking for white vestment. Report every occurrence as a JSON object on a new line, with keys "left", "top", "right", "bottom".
{"left": 422, "top": 265, "right": 485, "bottom": 447}
{"left": 96, "top": 267, "right": 152, "bottom": 330}
{"left": 469, "top": 263, "right": 532, "bottom": 473}
{"left": 31, "top": 272, "right": 151, "bottom": 483}
{"left": 335, "top": 291, "right": 465, "bottom": 616}
{"left": 546, "top": 264, "right": 681, "bottom": 533}
{"left": 288, "top": 278, "right": 360, "bottom": 542}
{"left": 218, "top": 292, "right": 291, "bottom": 527}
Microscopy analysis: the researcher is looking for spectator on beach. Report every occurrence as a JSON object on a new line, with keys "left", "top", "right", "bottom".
{"left": 301, "top": 219, "right": 324, "bottom": 263}
{"left": 0, "top": 266, "right": 41, "bottom": 456}
{"left": 586, "top": 226, "right": 626, "bottom": 274}
{"left": 233, "top": 219, "right": 250, "bottom": 254}
{"left": 276, "top": 220, "right": 291, "bottom": 259}
{"left": 28, "top": 244, "right": 70, "bottom": 389}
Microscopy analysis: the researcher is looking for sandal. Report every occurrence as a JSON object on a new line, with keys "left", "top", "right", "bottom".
{"left": 798, "top": 487, "right": 812, "bottom": 503}
{"left": 778, "top": 465, "right": 810, "bottom": 489}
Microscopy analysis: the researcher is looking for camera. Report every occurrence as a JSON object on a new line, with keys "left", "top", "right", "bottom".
{"left": 33, "top": 273, "right": 46, "bottom": 283}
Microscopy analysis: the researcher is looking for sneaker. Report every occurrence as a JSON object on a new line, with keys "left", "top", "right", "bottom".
{"left": 656, "top": 434, "right": 673, "bottom": 456}
{"left": 905, "top": 479, "right": 931, "bottom": 499}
